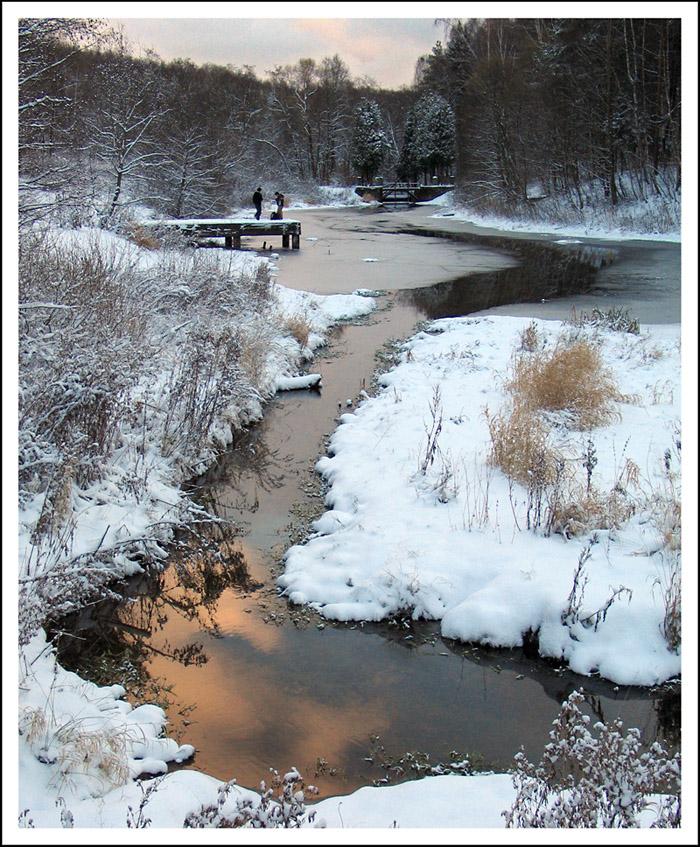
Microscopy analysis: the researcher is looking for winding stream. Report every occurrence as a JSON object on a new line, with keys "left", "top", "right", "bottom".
{"left": 55, "top": 205, "right": 681, "bottom": 800}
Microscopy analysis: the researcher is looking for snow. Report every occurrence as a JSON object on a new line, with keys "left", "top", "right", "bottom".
{"left": 429, "top": 190, "right": 682, "bottom": 244}
{"left": 160, "top": 218, "right": 301, "bottom": 226}
{"left": 278, "top": 316, "right": 682, "bottom": 687}
{"left": 276, "top": 373, "right": 322, "bottom": 391}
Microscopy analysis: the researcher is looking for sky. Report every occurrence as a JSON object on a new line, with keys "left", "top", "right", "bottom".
{"left": 9, "top": 3, "right": 698, "bottom": 91}
{"left": 108, "top": 13, "right": 445, "bottom": 90}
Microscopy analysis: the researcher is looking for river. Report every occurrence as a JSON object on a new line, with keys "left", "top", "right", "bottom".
{"left": 55, "top": 203, "right": 681, "bottom": 800}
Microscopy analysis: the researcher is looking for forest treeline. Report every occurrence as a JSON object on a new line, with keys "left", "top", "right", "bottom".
{"left": 19, "top": 17, "right": 681, "bottom": 226}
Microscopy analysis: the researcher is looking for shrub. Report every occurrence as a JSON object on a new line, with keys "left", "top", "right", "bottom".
{"left": 568, "top": 305, "right": 641, "bottom": 335}
{"left": 503, "top": 690, "right": 680, "bottom": 827}
{"left": 18, "top": 226, "right": 283, "bottom": 641}
{"left": 184, "top": 768, "right": 320, "bottom": 828}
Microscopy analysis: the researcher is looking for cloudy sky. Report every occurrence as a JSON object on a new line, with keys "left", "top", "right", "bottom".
{"left": 109, "top": 12, "right": 447, "bottom": 89}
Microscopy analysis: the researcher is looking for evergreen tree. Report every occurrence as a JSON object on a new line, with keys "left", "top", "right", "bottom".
{"left": 417, "top": 94, "right": 455, "bottom": 181}
{"left": 351, "top": 98, "right": 387, "bottom": 184}
{"left": 398, "top": 101, "right": 420, "bottom": 182}
{"left": 400, "top": 94, "right": 455, "bottom": 183}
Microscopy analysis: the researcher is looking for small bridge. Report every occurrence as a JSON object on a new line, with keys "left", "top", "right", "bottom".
{"left": 355, "top": 182, "right": 455, "bottom": 207}
{"left": 156, "top": 218, "right": 301, "bottom": 250}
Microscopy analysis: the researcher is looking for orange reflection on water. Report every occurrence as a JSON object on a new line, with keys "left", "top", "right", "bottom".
{"left": 143, "top": 605, "right": 392, "bottom": 794}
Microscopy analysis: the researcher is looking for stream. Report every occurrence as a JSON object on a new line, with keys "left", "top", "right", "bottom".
{"left": 55, "top": 204, "right": 681, "bottom": 800}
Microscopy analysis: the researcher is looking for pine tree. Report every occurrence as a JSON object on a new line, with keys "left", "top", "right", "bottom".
{"left": 418, "top": 95, "right": 455, "bottom": 182}
{"left": 400, "top": 95, "right": 455, "bottom": 184}
{"left": 351, "top": 98, "right": 387, "bottom": 184}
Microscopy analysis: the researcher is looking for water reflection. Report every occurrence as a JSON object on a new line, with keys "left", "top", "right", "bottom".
{"left": 54, "top": 526, "right": 257, "bottom": 682}
{"left": 398, "top": 237, "right": 618, "bottom": 319}
{"left": 55, "top": 557, "right": 679, "bottom": 799}
{"left": 185, "top": 422, "right": 288, "bottom": 521}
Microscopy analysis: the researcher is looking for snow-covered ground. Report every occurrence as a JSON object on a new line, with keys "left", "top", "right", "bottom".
{"left": 11, "top": 190, "right": 691, "bottom": 834}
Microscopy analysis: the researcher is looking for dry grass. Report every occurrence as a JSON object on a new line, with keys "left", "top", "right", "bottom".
{"left": 20, "top": 706, "right": 130, "bottom": 793}
{"left": 486, "top": 329, "right": 646, "bottom": 537}
{"left": 506, "top": 338, "right": 626, "bottom": 430}
{"left": 485, "top": 402, "right": 562, "bottom": 489}
{"left": 124, "top": 223, "right": 161, "bottom": 250}
{"left": 283, "top": 312, "right": 313, "bottom": 348}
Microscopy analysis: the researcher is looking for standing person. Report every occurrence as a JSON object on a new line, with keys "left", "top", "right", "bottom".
{"left": 252, "top": 187, "right": 263, "bottom": 220}
{"left": 275, "top": 191, "right": 285, "bottom": 219}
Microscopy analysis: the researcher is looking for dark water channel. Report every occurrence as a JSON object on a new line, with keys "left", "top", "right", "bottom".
{"left": 55, "top": 207, "right": 681, "bottom": 800}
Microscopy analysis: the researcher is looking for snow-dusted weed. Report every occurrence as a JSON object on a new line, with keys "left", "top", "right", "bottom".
{"left": 184, "top": 768, "right": 320, "bottom": 828}
{"left": 418, "top": 384, "right": 444, "bottom": 474}
{"left": 459, "top": 454, "right": 494, "bottom": 531}
{"left": 645, "top": 431, "right": 682, "bottom": 651}
{"left": 504, "top": 689, "right": 680, "bottom": 827}
{"left": 561, "top": 536, "right": 633, "bottom": 634}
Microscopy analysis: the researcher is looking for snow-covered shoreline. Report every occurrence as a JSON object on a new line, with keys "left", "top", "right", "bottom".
{"left": 427, "top": 189, "right": 683, "bottom": 244}
{"left": 279, "top": 315, "right": 681, "bottom": 687}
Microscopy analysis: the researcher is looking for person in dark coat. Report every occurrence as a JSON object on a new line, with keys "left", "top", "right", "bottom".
{"left": 253, "top": 187, "right": 263, "bottom": 220}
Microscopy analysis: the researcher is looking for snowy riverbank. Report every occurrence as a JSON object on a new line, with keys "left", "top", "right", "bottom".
{"left": 13, "top": 224, "right": 377, "bottom": 832}
{"left": 427, "top": 188, "right": 682, "bottom": 244}
{"left": 279, "top": 315, "right": 682, "bottom": 687}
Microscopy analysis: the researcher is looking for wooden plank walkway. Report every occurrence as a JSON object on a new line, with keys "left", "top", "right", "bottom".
{"left": 157, "top": 218, "right": 302, "bottom": 249}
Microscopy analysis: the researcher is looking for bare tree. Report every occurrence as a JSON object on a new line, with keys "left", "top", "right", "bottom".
{"left": 82, "top": 49, "right": 168, "bottom": 224}
{"left": 18, "top": 17, "right": 105, "bottom": 225}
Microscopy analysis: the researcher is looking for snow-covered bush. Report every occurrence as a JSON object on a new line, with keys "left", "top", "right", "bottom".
{"left": 18, "top": 225, "right": 284, "bottom": 642}
{"left": 503, "top": 690, "right": 680, "bottom": 827}
{"left": 183, "top": 768, "right": 320, "bottom": 828}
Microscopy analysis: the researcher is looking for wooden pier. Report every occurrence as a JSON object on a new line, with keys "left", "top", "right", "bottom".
{"left": 157, "top": 218, "right": 301, "bottom": 249}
